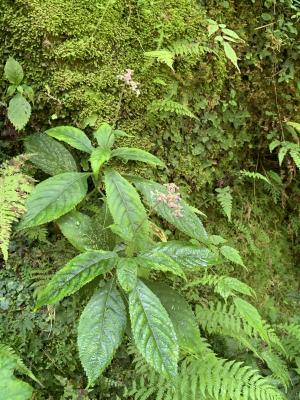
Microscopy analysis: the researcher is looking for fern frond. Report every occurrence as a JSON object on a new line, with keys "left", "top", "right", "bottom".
{"left": 290, "top": 149, "right": 300, "bottom": 169}
{"left": 173, "top": 355, "right": 286, "bottom": 400}
{"left": 169, "top": 40, "right": 212, "bottom": 57}
{"left": 186, "top": 274, "right": 254, "bottom": 300}
{"left": 149, "top": 99, "right": 197, "bottom": 119}
{"left": 0, "top": 155, "right": 34, "bottom": 260}
{"left": 20, "top": 225, "right": 48, "bottom": 243}
{"left": 261, "top": 349, "right": 291, "bottom": 391}
{"left": 276, "top": 323, "right": 300, "bottom": 359}
{"left": 240, "top": 169, "right": 271, "bottom": 184}
{"left": 125, "top": 351, "right": 285, "bottom": 400}
{"left": 215, "top": 186, "right": 233, "bottom": 222}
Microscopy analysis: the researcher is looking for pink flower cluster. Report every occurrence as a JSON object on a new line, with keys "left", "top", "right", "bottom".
{"left": 152, "top": 183, "right": 184, "bottom": 217}
{"left": 117, "top": 68, "right": 140, "bottom": 96}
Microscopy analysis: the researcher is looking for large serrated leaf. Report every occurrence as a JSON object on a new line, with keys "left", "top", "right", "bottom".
{"left": 117, "top": 258, "right": 137, "bottom": 292}
{"left": 46, "top": 126, "right": 93, "bottom": 154}
{"left": 129, "top": 177, "right": 207, "bottom": 241}
{"left": 8, "top": 94, "right": 31, "bottom": 131}
{"left": 111, "top": 147, "right": 165, "bottom": 167}
{"left": 136, "top": 252, "right": 186, "bottom": 279}
{"left": 36, "top": 250, "right": 117, "bottom": 307}
{"left": 25, "top": 133, "right": 77, "bottom": 176}
{"left": 147, "top": 282, "right": 203, "bottom": 354}
{"left": 58, "top": 210, "right": 115, "bottom": 251}
{"left": 104, "top": 170, "right": 150, "bottom": 249}
{"left": 129, "top": 280, "right": 178, "bottom": 378}
{"left": 78, "top": 280, "right": 126, "bottom": 385}
{"left": 18, "top": 172, "right": 89, "bottom": 229}
{"left": 139, "top": 241, "right": 213, "bottom": 270}
{"left": 90, "top": 147, "right": 111, "bottom": 178}
{"left": 4, "top": 57, "right": 24, "bottom": 85}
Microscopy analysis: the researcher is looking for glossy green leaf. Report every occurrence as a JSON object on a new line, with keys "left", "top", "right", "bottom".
{"left": 4, "top": 57, "right": 24, "bottom": 85}
{"left": 130, "top": 176, "right": 207, "bottom": 241}
{"left": 117, "top": 258, "right": 137, "bottom": 292}
{"left": 36, "top": 250, "right": 117, "bottom": 307}
{"left": 223, "top": 41, "right": 240, "bottom": 72}
{"left": 104, "top": 170, "right": 149, "bottom": 248}
{"left": 18, "top": 172, "right": 89, "bottom": 229}
{"left": 94, "top": 123, "right": 115, "bottom": 149}
{"left": 58, "top": 210, "right": 114, "bottom": 251}
{"left": 129, "top": 280, "right": 178, "bottom": 378}
{"left": 147, "top": 282, "right": 203, "bottom": 354}
{"left": 111, "top": 147, "right": 165, "bottom": 167}
{"left": 46, "top": 126, "right": 93, "bottom": 154}
{"left": 220, "top": 245, "right": 245, "bottom": 267}
{"left": 136, "top": 252, "right": 186, "bottom": 279}
{"left": 25, "top": 133, "right": 77, "bottom": 176}
{"left": 90, "top": 147, "right": 111, "bottom": 178}
{"left": 8, "top": 94, "right": 31, "bottom": 131}
{"left": 78, "top": 280, "right": 126, "bottom": 385}
{"left": 140, "top": 241, "right": 213, "bottom": 270}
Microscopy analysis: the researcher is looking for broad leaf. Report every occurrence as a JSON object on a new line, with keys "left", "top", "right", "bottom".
{"left": 36, "top": 250, "right": 117, "bottom": 307}
{"left": 90, "top": 147, "right": 111, "bottom": 178}
{"left": 58, "top": 210, "right": 115, "bottom": 251}
{"left": 111, "top": 147, "right": 165, "bottom": 167}
{"left": 287, "top": 121, "right": 300, "bottom": 132}
{"left": 8, "top": 94, "right": 31, "bottom": 131}
{"left": 94, "top": 123, "right": 115, "bottom": 149}
{"left": 139, "top": 241, "right": 213, "bottom": 270}
{"left": 147, "top": 282, "right": 203, "bottom": 354}
{"left": 129, "top": 279, "right": 178, "bottom": 378}
{"left": 4, "top": 57, "right": 24, "bottom": 85}
{"left": 223, "top": 41, "right": 240, "bottom": 72}
{"left": 220, "top": 245, "right": 245, "bottom": 267}
{"left": 104, "top": 170, "right": 150, "bottom": 248}
{"left": 136, "top": 252, "right": 186, "bottom": 279}
{"left": 117, "top": 258, "right": 137, "bottom": 292}
{"left": 78, "top": 280, "right": 126, "bottom": 385}
{"left": 46, "top": 126, "right": 93, "bottom": 154}
{"left": 129, "top": 176, "right": 207, "bottom": 241}
{"left": 25, "top": 133, "right": 77, "bottom": 176}
{"left": 18, "top": 172, "right": 89, "bottom": 229}
{"left": 0, "top": 376, "right": 33, "bottom": 400}
{"left": 278, "top": 146, "right": 288, "bottom": 166}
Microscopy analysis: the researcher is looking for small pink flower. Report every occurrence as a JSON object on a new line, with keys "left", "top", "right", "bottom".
{"left": 151, "top": 183, "right": 184, "bottom": 218}
{"left": 117, "top": 69, "right": 140, "bottom": 96}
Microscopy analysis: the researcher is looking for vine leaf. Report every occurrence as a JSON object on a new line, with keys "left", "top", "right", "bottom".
{"left": 46, "top": 126, "right": 93, "bottom": 154}
{"left": 18, "top": 172, "right": 89, "bottom": 229}
{"left": 4, "top": 57, "right": 24, "bottom": 85}
{"left": 89, "top": 147, "right": 111, "bottom": 178}
{"left": 78, "top": 280, "right": 126, "bottom": 386}
{"left": 104, "top": 170, "right": 150, "bottom": 249}
{"left": 116, "top": 258, "right": 137, "bottom": 292}
{"left": 8, "top": 94, "right": 31, "bottom": 131}
{"left": 111, "top": 147, "right": 165, "bottom": 167}
{"left": 223, "top": 41, "right": 240, "bottom": 72}
{"left": 129, "top": 279, "right": 178, "bottom": 379}
{"left": 25, "top": 133, "right": 77, "bottom": 176}
{"left": 129, "top": 176, "right": 207, "bottom": 241}
{"left": 147, "top": 282, "right": 204, "bottom": 354}
{"left": 35, "top": 250, "right": 117, "bottom": 308}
